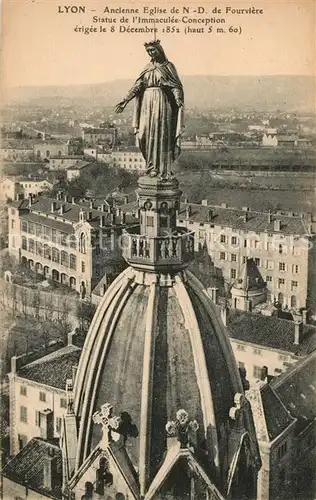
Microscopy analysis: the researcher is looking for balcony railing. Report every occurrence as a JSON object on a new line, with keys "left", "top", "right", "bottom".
{"left": 122, "top": 230, "right": 194, "bottom": 270}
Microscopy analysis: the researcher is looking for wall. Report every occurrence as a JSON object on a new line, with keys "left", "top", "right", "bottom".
{"left": 9, "top": 373, "right": 67, "bottom": 456}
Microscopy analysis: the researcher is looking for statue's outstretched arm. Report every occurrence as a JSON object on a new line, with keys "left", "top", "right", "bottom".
{"left": 115, "top": 79, "right": 143, "bottom": 113}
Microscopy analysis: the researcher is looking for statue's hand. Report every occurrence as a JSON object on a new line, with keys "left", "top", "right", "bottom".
{"left": 176, "top": 100, "right": 184, "bottom": 108}
{"left": 115, "top": 101, "right": 127, "bottom": 113}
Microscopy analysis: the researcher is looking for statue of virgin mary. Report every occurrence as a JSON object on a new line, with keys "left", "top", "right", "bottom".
{"left": 115, "top": 40, "right": 184, "bottom": 179}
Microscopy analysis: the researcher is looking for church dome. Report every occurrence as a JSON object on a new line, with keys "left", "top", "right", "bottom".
{"left": 69, "top": 177, "right": 260, "bottom": 499}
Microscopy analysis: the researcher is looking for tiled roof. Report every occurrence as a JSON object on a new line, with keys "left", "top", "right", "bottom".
{"left": 20, "top": 211, "right": 74, "bottom": 234}
{"left": 119, "top": 200, "right": 310, "bottom": 236}
{"left": 16, "top": 196, "right": 138, "bottom": 228}
{"left": 271, "top": 351, "right": 316, "bottom": 427}
{"left": 17, "top": 345, "right": 82, "bottom": 389}
{"left": 227, "top": 309, "right": 316, "bottom": 355}
{"left": 178, "top": 203, "right": 309, "bottom": 236}
{"left": 2, "top": 437, "right": 63, "bottom": 499}
{"left": 232, "top": 258, "right": 265, "bottom": 291}
{"left": 260, "top": 384, "right": 294, "bottom": 440}
{"left": 66, "top": 160, "right": 93, "bottom": 171}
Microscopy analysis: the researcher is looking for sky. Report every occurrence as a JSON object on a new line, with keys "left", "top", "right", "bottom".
{"left": 1, "top": 0, "right": 315, "bottom": 88}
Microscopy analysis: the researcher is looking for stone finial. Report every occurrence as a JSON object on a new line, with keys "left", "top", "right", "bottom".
{"left": 93, "top": 403, "right": 122, "bottom": 448}
{"left": 165, "top": 409, "right": 199, "bottom": 450}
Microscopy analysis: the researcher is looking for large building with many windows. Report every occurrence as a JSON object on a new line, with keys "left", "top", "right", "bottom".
{"left": 120, "top": 199, "right": 316, "bottom": 312}
{"left": 177, "top": 201, "right": 315, "bottom": 311}
{"left": 7, "top": 194, "right": 138, "bottom": 297}
{"left": 111, "top": 146, "right": 146, "bottom": 171}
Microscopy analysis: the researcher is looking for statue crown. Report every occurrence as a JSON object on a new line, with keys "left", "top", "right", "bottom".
{"left": 144, "top": 40, "right": 161, "bottom": 48}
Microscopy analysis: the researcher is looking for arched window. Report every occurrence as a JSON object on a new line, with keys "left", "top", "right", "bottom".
{"left": 70, "top": 254, "right": 76, "bottom": 270}
{"left": 61, "top": 250, "right": 69, "bottom": 267}
{"left": 44, "top": 244, "right": 51, "bottom": 260}
{"left": 278, "top": 292, "right": 284, "bottom": 306}
{"left": 28, "top": 239, "right": 35, "bottom": 253}
{"left": 46, "top": 150, "right": 50, "bottom": 158}
{"left": 291, "top": 295, "right": 297, "bottom": 308}
{"left": 36, "top": 150, "right": 41, "bottom": 158}
{"left": 52, "top": 247, "right": 60, "bottom": 263}
{"left": 79, "top": 232, "right": 86, "bottom": 254}
{"left": 57, "top": 150, "right": 62, "bottom": 157}
{"left": 36, "top": 241, "right": 43, "bottom": 256}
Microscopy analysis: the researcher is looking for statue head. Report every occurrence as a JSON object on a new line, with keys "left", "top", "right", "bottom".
{"left": 144, "top": 40, "right": 166, "bottom": 62}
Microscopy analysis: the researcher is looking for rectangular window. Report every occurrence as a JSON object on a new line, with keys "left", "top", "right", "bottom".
{"left": 35, "top": 411, "right": 41, "bottom": 427}
{"left": 254, "top": 240, "right": 261, "bottom": 250}
{"left": 21, "top": 220, "right": 28, "bottom": 233}
{"left": 253, "top": 365, "right": 263, "bottom": 379}
{"left": 277, "top": 441, "right": 288, "bottom": 460}
{"left": 292, "top": 264, "right": 299, "bottom": 274}
{"left": 39, "top": 391, "right": 46, "bottom": 402}
{"left": 243, "top": 256, "right": 247, "bottom": 263}
{"left": 231, "top": 269, "right": 236, "bottom": 279}
{"left": 267, "top": 260, "right": 274, "bottom": 270}
{"left": 220, "top": 234, "right": 226, "bottom": 243}
{"left": 266, "top": 276, "right": 272, "bottom": 282}
{"left": 28, "top": 222, "right": 35, "bottom": 235}
{"left": 56, "top": 417, "right": 62, "bottom": 433}
{"left": 253, "top": 348, "right": 262, "bottom": 356}
{"left": 11, "top": 219, "right": 16, "bottom": 230}
{"left": 244, "top": 239, "right": 248, "bottom": 248}
{"left": 279, "top": 262, "right": 286, "bottom": 271}
{"left": 278, "top": 278, "right": 285, "bottom": 286}
{"left": 231, "top": 236, "right": 238, "bottom": 245}
{"left": 20, "top": 406, "right": 27, "bottom": 423}
{"left": 237, "top": 344, "right": 246, "bottom": 351}
{"left": 220, "top": 252, "right": 226, "bottom": 260}
{"left": 81, "top": 261, "right": 85, "bottom": 273}
{"left": 291, "top": 280, "right": 298, "bottom": 290}
{"left": 60, "top": 398, "right": 67, "bottom": 408}
{"left": 147, "top": 216, "right": 154, "bottom": 227}
{"left": 231, "top": 254, "right": 237, "bottom": 262}
{"left": 20, "top": 386, "right": 27, "bottom": 396}
{"left": 254, "top": 258, "right": 261, "bottom": 267}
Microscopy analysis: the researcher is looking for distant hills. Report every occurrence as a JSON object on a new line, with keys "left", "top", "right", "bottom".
{"left": 4, "top": 75, "right": 315, "bottom": 111}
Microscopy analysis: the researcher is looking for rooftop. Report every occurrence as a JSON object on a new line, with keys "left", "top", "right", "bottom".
{"left": 226, "top": 309, "right": 316, "bottom": 356}
{"left": 271, "top": 351, "right": 316, "bottom": 428}
{"left": 13, "top": 196, "right": 138, "bottom": 229}
{"left": 2, "top": 437, "right": 63, "bottom": 499}
{"left": 178, "top": 203, "right": 310, "bottom": 236}
{"left": 260, "top": 384, "right": 294, "bottom": 440}
{"left": 17, "top": 345, "right": 82, "bottom": 389}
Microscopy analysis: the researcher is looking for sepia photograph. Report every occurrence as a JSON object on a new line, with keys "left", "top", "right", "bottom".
{"left": 0, "top": 0, "right": 315, "bottom": 499}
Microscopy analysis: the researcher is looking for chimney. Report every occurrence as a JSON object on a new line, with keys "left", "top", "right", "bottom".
{"left": 221, "top": 306, "right": 228, "bottom": 327}
{"left": 64, "top": 194, "right": 68, "bottom": 203}
{"left": 28, "top": 195, "right": 32, "bottom": 208}
{"left": 207, "top": 209, "right": 213, "bottom": 222}
{"left": 221, "top": 203, "right": 228, "bottom": 208}
{"left": 201, "top": 199, "right": 208, "bottom": 206}
{"left": 59, "top": 204, "right": 65, "bottom": 215}
{"left": 71, "top": 197, "right": 76, "bottom": 204}
{"left": 184, "top": 197, "right": 189, "bottom": 204}
{"left": 107, "top": 205, "right": 112, "bottom": 214}
{"left": 67, "top": 330, "right": 77, "bottom": 346}
{"left": 124, "top": 195, "right": 129, "bottom": 204}
{"left": 89, "top": 200, "right": 94, "bottom": 209}
{"left": 11, "top": 355, "right": 20, "bottom": 374}
{"left": 110, "top": 213, "right": 115, "bottom": 225}
{"left": 100, "top": 215, "right": 106, "bottom": 227}
{"left": 294, "top": 320, "right": 303, "bottom": 345}
{"left": 43, "top": 453, "right": 57, "bottom": 492}
{"left": 274, "top": 219, "right": 281, "bottom": 231}
{"left": 268, "top": 210, "right": 272, "bottom": 224}
{"left": 56, "top": 191, "right": 62, "bottom": 201}
{"left": 242, "top": 206, "right": 249, "bottom": 212}
{"left": 40, "top": 409, "right": 54, "bottom": 440}
{"left": 87, "top": 210, "right": 93, "bottom": 220}
{"left": 302, "top": 309, "right": 308, "bottom": 325}
{"left": 243, "top": 212, "right": 248, "bottom": 223}
{"left": 245, "top": 299, "right": 252, "bottom": 312}
{"left": 121, "top": 212, "right": 126, "bottom": 224}
{"left": 186, "top": 205, "right": 192, "bottom": 218}
{"left": 51, "top": 201, "right": 57, "bottom": 213}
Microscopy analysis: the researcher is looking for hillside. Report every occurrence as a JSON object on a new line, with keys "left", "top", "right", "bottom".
{"left": 4, "top": 75, "right": 315, "bottom": 111}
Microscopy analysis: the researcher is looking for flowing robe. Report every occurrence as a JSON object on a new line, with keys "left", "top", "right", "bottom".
{"left": 124, "top": 60, "right": 184, "bottom": 178}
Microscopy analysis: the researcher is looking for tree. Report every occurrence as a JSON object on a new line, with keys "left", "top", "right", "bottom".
{"left": 76, "top": 301, "right": 96, "bottom": 333}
